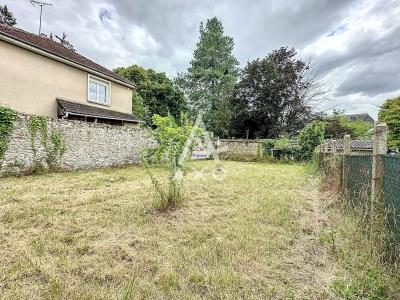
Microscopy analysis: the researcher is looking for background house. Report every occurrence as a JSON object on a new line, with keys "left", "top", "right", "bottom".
{"left": 344, "top": 113, "right": 375, "bottom": 124}
{"left": 0, "top": 24, "right": 141, "bottom": 127}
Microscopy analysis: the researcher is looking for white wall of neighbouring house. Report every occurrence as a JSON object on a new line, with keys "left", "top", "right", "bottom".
{"left": 0, "top": 40, "right": 133, "bottom": 118}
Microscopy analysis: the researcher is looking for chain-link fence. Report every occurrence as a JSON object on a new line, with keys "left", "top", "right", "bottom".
{"left": 318, "top": 126, "right": 399, "bottom": 263}
{"left": 382, "top": 155, "right": 400, "bottom": 243}
{"left": 343, "top": 155, "right": 372, "bottom": 211}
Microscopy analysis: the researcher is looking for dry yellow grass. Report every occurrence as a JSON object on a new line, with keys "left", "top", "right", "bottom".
{"left": 0, "top": 160, "right": 384, "bottom": 299}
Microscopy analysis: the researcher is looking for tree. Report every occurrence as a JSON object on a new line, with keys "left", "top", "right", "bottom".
{"left": 378, "top": 96, "right": 400, "bottom": 150}
{"left": 176, "top": 17, "right": 239, "bottom": 136}
{"left": 348, "top": 118, "right": 373, "bottom": 139}
{"left": 0, "top": 5, "right": 17, "bottom": 26}
{"left": 230, "top": 47, "right": 326, "bottom": 138}
{"left": 131, "top": 91, "right": 148, "bottom": 120}
{"left": 299, "top": 121, "right": 325, "bottom": 160}
{"left": 114, "top": 65, "right": 187, "bottom": 124}
{"left": 323, "top": 110, "right": 373, "bottom": 140}
{"left": 142, "top": 114, "right": 202, "bottom": 211}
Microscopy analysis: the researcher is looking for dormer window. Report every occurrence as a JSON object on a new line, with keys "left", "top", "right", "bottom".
{"left": 88, "top": 75, "right": 111, "bottom": 105}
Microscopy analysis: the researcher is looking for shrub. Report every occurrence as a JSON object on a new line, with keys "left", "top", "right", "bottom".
{"left": 271, "top": 136, "right": 302, "bottom": 160}
{"left": 142, "top": 114, "right": 202, "bottom": 211}
{"left": 298, "top": 121, "right": 325, "bottom": 161}
{"left": 0, "top": 106, "right": 17, "bottom": 161}
{"left": 323, "top": 111, "right": 373, "bottom": 140}
{"left": 378, "top": 96, "right": 400, "bottom": 150}
{"left": 260, "top": 139, "right": 275, "bottom": 156}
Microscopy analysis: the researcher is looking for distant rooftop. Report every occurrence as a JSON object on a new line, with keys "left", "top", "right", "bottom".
{"left": 344, "top": 113, "right": 375, "bottom": 124}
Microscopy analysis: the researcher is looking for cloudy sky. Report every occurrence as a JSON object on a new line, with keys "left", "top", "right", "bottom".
{"left": 4, "top": 0, "right": 400, "bottom": 118}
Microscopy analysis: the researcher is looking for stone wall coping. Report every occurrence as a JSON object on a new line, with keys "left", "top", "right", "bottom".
{"left": 16, "top": 113, "right": 147, "bottom": 132}
{"left": 218, "top": 139, "right": 262, "bottom": 143}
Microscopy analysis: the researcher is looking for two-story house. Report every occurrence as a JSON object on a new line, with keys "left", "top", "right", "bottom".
{"left": 0, "top": 24, "right": 141, "bottom": 127}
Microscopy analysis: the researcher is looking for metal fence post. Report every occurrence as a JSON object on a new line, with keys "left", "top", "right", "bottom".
{"left": 342, "top": 135, "right": 351, "bottom": 192}
{"left": 371, "top": 123, "right": 388, "bottom": 211}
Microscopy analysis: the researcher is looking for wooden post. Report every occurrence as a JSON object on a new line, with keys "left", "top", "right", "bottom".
{"left": 342, "top": 135, "right": 351, "bottom": 192}
{"left": 371, "top": 123, "right": 388, "bottom": 209}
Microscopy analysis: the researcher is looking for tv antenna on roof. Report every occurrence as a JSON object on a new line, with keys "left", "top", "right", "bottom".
{"left": 30, "top": 0, "right": 53, "bottom": 35}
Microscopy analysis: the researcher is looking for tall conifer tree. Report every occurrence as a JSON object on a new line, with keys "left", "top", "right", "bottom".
{"left": 177, "top": 17, "right": 239, "bottom": 136}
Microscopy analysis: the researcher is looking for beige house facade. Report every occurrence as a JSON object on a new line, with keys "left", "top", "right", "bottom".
{"left": 0, "top": 25, "right": 141, "bottom": 127}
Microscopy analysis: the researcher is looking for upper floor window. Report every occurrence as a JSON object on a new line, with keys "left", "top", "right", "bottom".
{"left": 88, "top": 75, "right": 111, "bottom": 105}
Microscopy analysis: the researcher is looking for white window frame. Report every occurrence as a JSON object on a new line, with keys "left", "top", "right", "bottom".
{"left": 87, "top": 75, "right": 111, "bottom": 106}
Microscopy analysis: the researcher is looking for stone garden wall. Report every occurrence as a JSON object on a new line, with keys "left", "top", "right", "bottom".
{"left": 1, "top": 114, "right": 155, "bottom": 171}
{"left": 217, "top": 139, "right": 263, "bottom": 159}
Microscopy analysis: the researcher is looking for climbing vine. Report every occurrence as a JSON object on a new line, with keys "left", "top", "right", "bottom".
{"left": 0, "top": 106, "right": 17, "bottom": 161}
{"left": 27, "top": 115, "right": 48, "bottom": 159}
{"left": 47, "top": 130, "right": 67, "bottom": 170}
{"left": 27, "top": 115, "right": 67, "bottom": 171}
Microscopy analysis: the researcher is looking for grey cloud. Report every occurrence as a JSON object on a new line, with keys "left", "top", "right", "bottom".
{"left": 335, "top": 50, "right": 400, "bottom": 97}
{"left": 214, "top": 0, "right": 358, "bottom": 62}
{"left": 312, "top": 24, "right": 400, "bottom": 78}
{"left": 4, "top": 0, "right": 400, "bottom": 117}
{"left": 312, "top": 19, "right": 400, "bottom": 98}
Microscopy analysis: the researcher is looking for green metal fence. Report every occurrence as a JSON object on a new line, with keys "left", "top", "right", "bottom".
{"left": 341, "top": 154, "right": 399, "bottom": 250}
{"left": 343, "top": 155, "right": 373, "bottom": 210}
{"left": 382, "top": 155, "right": 400, "bottom": 242}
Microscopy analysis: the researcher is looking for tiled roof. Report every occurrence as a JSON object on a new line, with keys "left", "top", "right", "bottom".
{"left": 326, "top": 139, "right": 373, "bottom": 150}
{"left": 57, "top": 98, "right": 141, "bottom": 123}
{"left": 0, "top": 24, "right": 133, "bottom": 86}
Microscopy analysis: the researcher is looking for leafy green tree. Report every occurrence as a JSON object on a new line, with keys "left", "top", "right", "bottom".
{"left": 323, "top": 110, "right": 351, "bottom": 139}
{"left": 131, "top": 91, "right": 148, "bottom": 120}
{"left": 231, "top": 47, "right": 325, "bottom": 138}
{"left": 378, "top": 96, "right": 400, "bottom": 150}
{"left": 0, "top": 5, "right": 16, "bottom": 27}
{"left": 114, "top": 65, "right": 187, "bottom": 123}
{"left": 176, "top": 17, "right": 239, "bottom": 136}
{"left": 349, "top": 119, "right": 373, "bottom": 139}
{"left": 299, "top": 121, "right": 325, "bottom": 160}
{"left": 323, "top": 111, "right": 373, "bottom": 140}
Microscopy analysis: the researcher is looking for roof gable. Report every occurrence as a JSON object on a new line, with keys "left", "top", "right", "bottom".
{"left": 0, "top": 25, "right": 133, "bottom": 87}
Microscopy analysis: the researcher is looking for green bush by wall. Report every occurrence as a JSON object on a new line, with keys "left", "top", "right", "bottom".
{"left": 0, "top": 106, "right": 17, "bottom": 161}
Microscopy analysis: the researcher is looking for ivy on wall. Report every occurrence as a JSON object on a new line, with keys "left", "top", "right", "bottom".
{"left": 27, "top": 115, "right": 48, "bottom": 159}
{"left": 47, "top": 130, "right": 67, "bottom": 169}
{"left": 0, "top": 106, "right": 17, "bottom": 161}
{"left": 27, "top": 115, "right": 67, "bottom": 171}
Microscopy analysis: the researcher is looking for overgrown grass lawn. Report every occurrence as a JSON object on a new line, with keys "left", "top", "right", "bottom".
{"left": 0, "top": 161, "right": 384, "bottom": 299}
